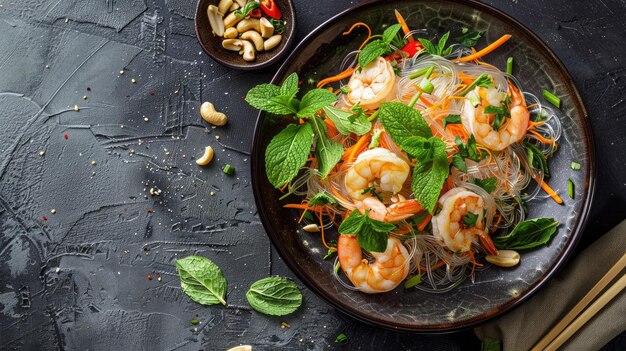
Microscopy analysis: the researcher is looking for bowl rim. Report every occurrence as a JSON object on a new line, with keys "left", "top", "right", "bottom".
{"left": 194, "top": 0, "right": 297, "bottom": 71}
{"left": 251, "top": 0, "right": 596, "bottom": 333}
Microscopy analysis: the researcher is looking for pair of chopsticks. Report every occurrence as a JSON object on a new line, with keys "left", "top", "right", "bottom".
{"left": 531, "top": 252, "right": 626, "bottom": 350}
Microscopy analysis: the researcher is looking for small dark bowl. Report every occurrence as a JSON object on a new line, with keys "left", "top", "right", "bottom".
{"left": 195, "top": 0, "right": 296, "bottom": 70}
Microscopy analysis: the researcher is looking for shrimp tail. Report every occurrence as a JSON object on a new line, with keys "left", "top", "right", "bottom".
{"left": 479, "top": 232, "right": 499, "bottom": 256}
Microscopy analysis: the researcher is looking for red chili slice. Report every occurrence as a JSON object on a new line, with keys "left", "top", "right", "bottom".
{"left": 260, "top": 0, "right": 281, "bottom": 19}
{"left": 249, "top": 8, "right": 262, "bottom": 18}
{"left": 401, "top": 41, "right": 423, "bottom": 58}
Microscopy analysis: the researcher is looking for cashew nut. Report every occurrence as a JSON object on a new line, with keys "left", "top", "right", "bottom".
{"left": 264, "top": 34, "right": 282, "bottom": 51}
{"left": 233, "top": 0, "right": 248, "bottom": 7}
{"left": 217, "top": 0, "right": 233, "bottom": 15}
{"left": 241, "top": 40, "right": 255, "bottom": 62}
{"left": 240, "top": 30, "right": 264, "bottom": 51}
{"left": 302, "top": 224, "right": 320, "bottom": 232}
{"left": 259, "top": 17, "right": 274, "bottom": 38}
{"left": 236, "top": 18, "right": 261, "bottom": 33}
{"left": 223, "top": 12, "right": 243, "bottom": 29}
{"left": 222, "top": 39, "right": 243, "bottom": 51}
{"left": 200, "top": 102, "right": 228, "bottom": 126}
{"left": 195, "top": 146, "right": 214, "bottom": 166}
{"left": 229, "top": 2, "right": 239, "bottom": 11}
{"left": 486, "top": 250, "right": 520, "bottom": 267}
{"left": 223, "top": 27, "right": 238, "bottom": 39}
{"left": 227, "top": 346, "right": 252, "bottom": 351}
{"left": 207, "top": 5, "right": 225, "bottom": 37}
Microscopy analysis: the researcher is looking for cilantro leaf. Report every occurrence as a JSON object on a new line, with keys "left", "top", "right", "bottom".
{"left": 358, "top": 40, "right": 389, "bottom": 68}
{"left": 309, "top": 192, "right": 337, "bottom": 206}
{"left": 463, "top": 212, "right": 478, "bottom": 227}
{"left": 298, "top": 89, "right": 337, "bottom": 118}
{"left": 473, "top": 177, "right": 497, "bottom": 193}
{"left": 442, "top": 114, "right": 461, "bottom": 129}
{"left": 264, "top": 123, "right": 314, "bottom": 188}
{"left": 456, "top": 29, "right": 483, "bottom": 47}
{"left": 338, "top": 211, "right": 396, "bottom": 252}
{"left": 418, "top": 32, "right": 453, "bottom": 56}
{"left": 411, "top": 137, "right": 449, "bottom": 213}
{"left": 322, "top": 106, "right": 371, "bottom": 136}
{"left": 452, "top": 153, "right": 467, "bottom": 172}
{"left": 309, "top": 116, "right": 343, "bottom": 178}
{"left": 378, "top": 102, "right": 432, "bottom": 146}
{"left": 246, "top": 84, "right": 297, "bottom": 115}
{"left": 524, "top": 141, "right": 550, "bottom": 177}
{"left": 280, "top": 72, "right": 299, "bottom": 98}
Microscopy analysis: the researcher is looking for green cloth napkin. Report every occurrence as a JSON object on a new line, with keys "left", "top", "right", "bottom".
{"left": 475, "top": 219, "right": 626, "bottom": 350}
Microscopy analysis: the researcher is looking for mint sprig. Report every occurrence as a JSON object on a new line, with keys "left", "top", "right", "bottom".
{"left": 338, "top": 211, "right": 396, "bottom": 252}
{"left": 358, "top": 24, "right": 402, "bottom": 68}
{"left": 309, "top": 116, "right": 343, "bottom": 178}
{"left": 322, "top": 106, "right": 371, "bottom": 136}
{"left": 264, "top": 123, "right": 314, "bottom": 188}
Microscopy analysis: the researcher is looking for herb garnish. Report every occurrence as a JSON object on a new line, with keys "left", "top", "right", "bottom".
{"left": 268, "top": 18, "right": 285, "bottom": 33}
{"left": 309, "top": 192, "right": 337, "bottom": 206}
{"left": 404, "top": 274, "right": 422, "bottom": 288}
{"left": 335, "top": 332, "right": 349, "bottom": 344}
{"left": 322, "top": 106, "right": 371, "bottom": 136}
{"left": 473, "top": 177, "right": 498, "bottom": 193}
{"left": 358, "top": 24, "right": 402, "bottom": 68}
{"left": 418, "top": 31, "right": 453, "bottom": 56}
{"left": 463, "top": 212, "right": 479, "bottom": 227}
{"left": 234, "top": 1, "right": 260, "bottom": 18}
{"left": 459, "top": 73, "right": 493, "bottom": 96}
{"left": 442, "top": 114, "right": 461, "bottom": 129}
{"left": 452, "top": 135, "right": 483, "bottom": 173}
{"left": 493, "top": 218, "right": 559, "bottom": 250}
{"left": 338, "top": 210, "right": 396, "bottom": 252}
{"left": 523, "top": 141, "right": 550, "bottom": 177}
{"left": 455, "top": 28, "right": 483, "bottom": 47}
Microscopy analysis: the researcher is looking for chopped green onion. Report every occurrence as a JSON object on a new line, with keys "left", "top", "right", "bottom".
{"left": 419, "top": 78, "right": 434, "bottom": 94}
{"left": 542, "top": 89, "right": 561, "bottom": 108}
{"left": 339, "top": 86, "right": 350, "bottom": 94}
{"left": 369, "top": 129, "right": 383, "bottom": 148}
{"left": 408, "top": 66, "right": 431, "bottom": 79}
{"left": 459, "top": 73, "right": 491, "bottom": 96}
{"left": 567, "top": 179, "right": 574, "bottom": 199}
{"left": 467, "top": 90, "right": 481, "bottom": 107}
{"left": 506, "top": 57, "right": 513, "bottom": 75}
{"left": 223, "top": 164, "right": 236, "bottom": 175}
{"left": 367, "top": 110, "right": 379, "bottom": 122}
{"left": 191, "top": 319, "right": 200, "bottom": 325}
{"left": 408, "top": 91, "right": 422, "bottom": 108}
{"left": 404, "top": 274, "right": 422, "bottom": 288}
{"left": 571, "top": 161, "right": 581, "bottom": 171}
{"left": 409, "top": 66, "right": 435, "bottom": 107}
{"left": 335, "top": 332, "right": 348, "bottom": 344}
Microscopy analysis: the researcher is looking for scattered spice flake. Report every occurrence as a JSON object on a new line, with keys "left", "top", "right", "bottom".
{"left": 91, "top": 160, "right": 97, "bottom": 165}
{"left": 38, "top": 150, "right": 45, "bottom": 156}
{"left": 119, "top": 70, "right": 125, "bottom": 75}
{"left": 157, "top": 274, "right": 162, "bottom": 282}
{"left": 86, "top": 87, "right": 91, "bottom": 91}
{"left": 280, "top": 322, "right": 291, "bottom": 329}
{"left": 73, "top": 105, "right": 79, "bottom": 112}
{"left": 45, "top": 64, "right": 50, "bottom": 69}
{"left": 50, "top": 209, "right": 56, "bottom": 214}
{"left": 64, "top": 133, "right": 69, "bottom": 140}
{"left": 146, "top": 208, "right": 153, "bottom": 214}
{"left": 130, "top": 149, "right": 135, "bottom": 155}
{"left": 42, "top": 215, "right": 47, "bottom": 221}
{"left": 147, "top": 274, "right": 153, "bottom": 280}
{"left": 131, "top": 78, "right": 137, "bottom": 84}
{"left": 82, "top": 95, "right": 88, "bottom": 100}
{"left": 143, "top": 117, "right": 149, "bottom": 122}
{"left": 149, "top": 92, "right": 155, "bottom": 96}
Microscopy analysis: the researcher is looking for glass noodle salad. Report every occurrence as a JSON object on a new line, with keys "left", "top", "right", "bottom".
{"left": 246, "top": 10, "right": 564, "bottom": 294}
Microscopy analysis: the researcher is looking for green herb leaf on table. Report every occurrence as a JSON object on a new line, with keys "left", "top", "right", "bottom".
{"left": 412, "top": 137, "right": 449, "bottom": 213}
{"left": 265, "top": 123, "right": 314, "bottom": 188}
{"left": 442, "top": 114, "right": 461, "bottom": 129}
{"left": 456, "top": 28, "right": 483, "bottom": 47}
{"left": 378, "top": 102, "right": 432, "bottom": 145}
{"left": 338, "top": 211, "right": 396, "bottom": 252}
{"left": 335, "top": 332, "right": 349, "bottom": 344}
{"left": 322, "top": 106, "right": 371, "bottom": 136}
{"left": 246, "top": 276, "right": 302, "bottom": 316}
{"left": 309, "top": 116, "right": 343, "bottom": 178}
{"left": 493, "top": 218, "right": 559, "bottom": 250}
{"left": 297, "top": 89, "right": 338, "bottom": 118}
{"left": 176, "top": 256, "right": 227, "bottom": 306}
{"left": 309, "top": 192, "right": 337, "bottom": 206}
{"left": 473, "top": 177, "right": 497, "bottom": 193}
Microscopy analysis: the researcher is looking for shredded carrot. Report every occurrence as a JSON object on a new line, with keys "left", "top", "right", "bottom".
{"left": 346, "top": 133, "right": 371, "bottom": 163}
{"left": 318, "top": 208, "right": 332, "bottom": 250}
{"left": 419, "top": 95, "right": 433, "bottom": 107}
{"left": 455, "top": 34, "right": 512, "bottom": 63}
{"left": 419, "top": 259, "right": 446, "bottom": 272}
{"left": 394, "top": 10, "right": 414, "bottom": 42}
{"left": 457, "top": 72, "right": 476, "bottom": 86}
{"left": 528, "top": 129, "right": 554, "bottom": 144}
{"left": 531, "top": 173, "right": 564, "bottom": 205}
{"left": 324, "top": 117, "right": 339, "bottom": 138}
{"left": 317, "top": 67, "right": 356, "bottom": 89}
{"left": 416, "top": 214, "right": 432, "bottom": 231}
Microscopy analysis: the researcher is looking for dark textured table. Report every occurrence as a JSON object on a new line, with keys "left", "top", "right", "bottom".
{"left": 0, "top": 0, "right": 624, "bottom": 350}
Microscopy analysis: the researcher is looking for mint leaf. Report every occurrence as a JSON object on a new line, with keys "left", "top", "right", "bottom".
{"left": 309, "top": 192, "right": 337, "bottom": 206}
{"left": 265, "top": 123, "right": 314, "bottom": 188}
{"left": 358, "top": 40, "right": 388, "bottom": 68}
{"left": 456, "top": 29, "right": 483, "bottom": 47}
{"left": 493, "top": 218, "right": 559, "bottom": 250}
{"left": 474, "top": 177, "right": 497, "bottom": 193}
{"left": 246, "top": 84, "right": 297, "bottom": 115}
{"left": 246, "top": 276, "right": 302, "bottom": 316}
{"left": 442, "top": 114, "right": 461, "bottom": 129}
{"left": 437, "top": 32, "right": 451, "bottom": 55}
{"left": 379, "top": 102, "right": 432, "bottom": 146}
{"left": 309, "top": 117, "right": 342, "bottom": 178}
{"left": 401, "top": 136, "right": 435, "bottom": 162}
{"left": 280, "top": 72, "right": 299, "bottom": 97}
{"left": 176, "top": 256, "right": 227, "bottom": 306}
{"left": 322, "top": 106, "right": 371, "bottom": 136}
{"left": 411, "top": 137, "right": 448, "bottom": 213}
{"left": 338, "top": 211, "right": 396, "bottom": 252}
{"left": 298, "top": 89, "right": 337, "bottom": 118}
{"left": 382, "top": 24, "right": 402, "bottom": 44}
{"left": 418, "top": 38, "right": 437, "bottom": 55}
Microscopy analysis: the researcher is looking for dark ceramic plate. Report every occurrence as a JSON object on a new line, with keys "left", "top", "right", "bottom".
{"left": 251, "top": 0, "right": 594, "bottom": 332}
{"left": 195, "top": 0, "right": 296, "bottom": 70}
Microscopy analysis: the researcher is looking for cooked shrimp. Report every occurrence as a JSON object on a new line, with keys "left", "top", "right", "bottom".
{"left": 337, "top": 234, "right": 410, "bottom": 294}
{"left": 347, "top": 56, "right": 397, "bottom": 110}
{"left": 432, "top": 187, "right": 498, "bottom": 255}
{"left": 344, "top": 148, "right": 410, "bottom": 201}
{"left": 461, "top": 82, "right": 530, "bottom": 151}
{"left": 356, "top": 196, "right": 423, "bottom": 222}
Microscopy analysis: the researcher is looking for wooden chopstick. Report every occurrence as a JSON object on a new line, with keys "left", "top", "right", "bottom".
{"left": 531, "top": 252, "right": 626, "bottom": 350}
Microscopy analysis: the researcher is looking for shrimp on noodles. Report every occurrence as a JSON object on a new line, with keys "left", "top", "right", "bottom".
{"left": 347, "top": 56, "right": 397, "bottom": 110}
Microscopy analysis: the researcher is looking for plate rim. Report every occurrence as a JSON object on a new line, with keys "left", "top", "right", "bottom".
{"left": 250, "top": 0, "right": 596, "bottom": 333}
